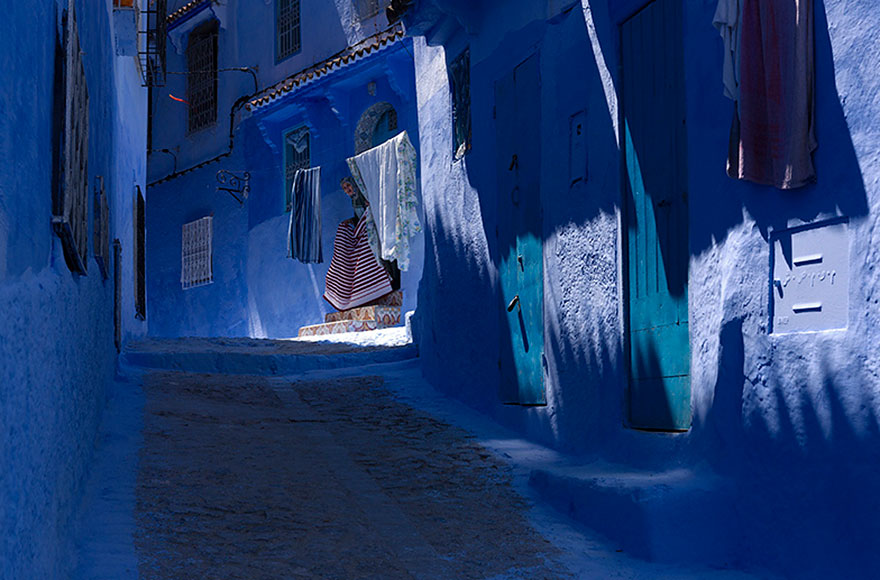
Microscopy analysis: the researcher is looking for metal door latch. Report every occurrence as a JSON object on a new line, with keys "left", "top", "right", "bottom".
{"left": 507, "top": 295, "right": 520, "bottom": 312}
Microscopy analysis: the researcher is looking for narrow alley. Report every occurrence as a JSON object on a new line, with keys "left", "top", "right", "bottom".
{"left": 74, "top": 338, "right": 763, "bottom": 579}
{"left": 3, "top": 0, "right": 880, "bottom": 578}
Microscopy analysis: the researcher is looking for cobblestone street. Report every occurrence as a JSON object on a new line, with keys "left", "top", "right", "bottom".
{"left": 134, "top": 371, "right": 569, "bottom": 579}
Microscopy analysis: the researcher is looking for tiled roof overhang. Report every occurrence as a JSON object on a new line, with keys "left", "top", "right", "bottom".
{"left": 244, "top": 23, "right": 406, "bottom": 112}
{"left": 166, "top": 0, "right": 212, "bottom": 28}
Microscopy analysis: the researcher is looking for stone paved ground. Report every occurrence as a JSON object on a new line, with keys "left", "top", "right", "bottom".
{"left": 134, "top": 371, "right": 571, "bottom": 579}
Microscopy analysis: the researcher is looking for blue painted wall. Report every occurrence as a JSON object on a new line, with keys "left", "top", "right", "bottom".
{"left": 147, "top": 8, "right": 422, "bottom": 337}
{"left": 151, "top": 0, "right": 394, "bottom": 181}
{"left": 407, "top": 0, "right": 880, "bottom": 576}
{"left": 0, "top": 1, "right": 147, "bottom": 578}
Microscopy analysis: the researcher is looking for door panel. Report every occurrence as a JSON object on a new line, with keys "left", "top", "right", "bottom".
{"left": 496, "top": 53, "right": 545, "bottom": 406}
{"left": 623, "top": 0, "right": 690, "bottom": 430}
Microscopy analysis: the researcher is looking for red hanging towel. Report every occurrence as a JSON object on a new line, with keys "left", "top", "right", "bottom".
{"left": 324, "top": 208, "right": 393, "bottom": 311}
{"left": 732, "top": 0, "right": 816, "bottom": 189}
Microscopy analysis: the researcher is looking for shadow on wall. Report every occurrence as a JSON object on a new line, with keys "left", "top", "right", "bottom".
{"left": 420, "top": 1, "right": 878, "bottom": 569}
{"left": 688, "top": 0, "right": 868, "bottom": 254}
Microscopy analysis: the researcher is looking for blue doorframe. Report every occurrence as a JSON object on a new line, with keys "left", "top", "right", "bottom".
{"left": 621, "top": 0, "right": 691, "bottom": 430}
{"left": 495, "top": 53, "right": 545, "bottom": 406}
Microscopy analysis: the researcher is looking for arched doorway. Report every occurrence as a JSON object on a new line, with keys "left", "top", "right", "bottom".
{"left": 354, "top": 102, "right": 398, "bottom": 154}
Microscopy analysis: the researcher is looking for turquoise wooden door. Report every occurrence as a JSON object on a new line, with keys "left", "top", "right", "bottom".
{"left": 622, "top": 0, "right": 690, "bottom": 430}
{"left": 495, "top": 53, "right": 545, "bottom": 405}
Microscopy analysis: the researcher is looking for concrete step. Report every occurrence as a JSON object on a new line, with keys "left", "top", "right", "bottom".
{"left": 325, "top": 304, "right": 401, "bottom": 324}
{"left": 298, "top": 319, "right": 391, "bottom": 337}
{"left": 121, "top": 337, "right": 418, "bottom": 375}
{"left": 528, "top": 463, "right": 738, "bottom": 566}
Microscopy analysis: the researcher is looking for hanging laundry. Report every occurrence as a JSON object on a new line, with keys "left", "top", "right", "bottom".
{"left": 727, "top": 0, "right": 816, "bottom": 189}
{"left": 323, "top": 207, "right": 393, "bottom": 311}
{"left": 713, "top": 0, "right": 741, "bottom": 101}
{"left": 347, "top": 131, "right": 421, "bottom": 271}
{"left": 287, "top": 166, "right": 322, "bottom": 264}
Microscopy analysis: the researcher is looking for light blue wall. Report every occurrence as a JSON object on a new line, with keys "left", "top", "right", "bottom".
{"left": 408, "top": 0, "right": 880, "bottom": 575}
{"left": 0, "top": 1, "right": 147, "bottom": 578}
{"left": 147, "top": 29, "right": 422, "bottom": 337}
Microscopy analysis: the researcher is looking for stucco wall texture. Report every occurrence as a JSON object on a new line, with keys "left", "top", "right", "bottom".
{"left": 0, "top": 2, "right": 147, "bottom": 577}
{"left": 147, "top": 10, "right": 423, "bottom": 338}
{"left": 410, "top": 0, "right": 880, "bottom": 575}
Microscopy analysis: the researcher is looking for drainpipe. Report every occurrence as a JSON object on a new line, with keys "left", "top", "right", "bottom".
{"left": 148, "top": 66, "right": 259, "bottom": 187}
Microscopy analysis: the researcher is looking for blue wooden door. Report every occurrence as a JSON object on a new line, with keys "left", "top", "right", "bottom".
{"left": 496, "top": 53, "right": 545, "bottom": 405}
{"left": 622, "top": 0, "right": 690, "bottom": 430}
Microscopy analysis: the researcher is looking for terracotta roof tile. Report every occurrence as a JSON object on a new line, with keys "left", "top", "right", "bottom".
{"left": 166, "top": 0, "right": 210, "bottom": 26}
{"left": 245, "top": 23, "right": 406, "bottom": 112}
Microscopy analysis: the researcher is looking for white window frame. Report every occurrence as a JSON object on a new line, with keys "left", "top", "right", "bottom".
{"left": 181, "top": 216, "right": 214, "bottom": 289}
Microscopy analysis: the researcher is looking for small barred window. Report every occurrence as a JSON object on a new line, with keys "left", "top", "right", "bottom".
{"left": 277, "top": 0, "right": 301, "bottom": 60}
{"left": 181, "top": 216, "right": 214, "bottom": 289}
{"left": 186, "top": 23, "right": 218, "bottom": 132}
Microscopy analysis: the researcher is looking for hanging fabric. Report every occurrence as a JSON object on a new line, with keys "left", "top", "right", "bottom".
{"left": 724, "top": 0, "right": 817, "bottom": 189}
{"left": 713, "top": 0, "right": 741, "bottom": 102}
{"left": 347, "top": 131, "right": 421, "bottom": 271}
{"left": 324, "top": 207, "right": 393, "bottom": 311}
{"left": 287, "top": 166, "right": 323, "bottom": 264}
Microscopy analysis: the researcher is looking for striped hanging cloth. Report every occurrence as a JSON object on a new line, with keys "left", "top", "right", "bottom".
{"left": 323, "top": 207, "right": 393, "bottom": 311}
{"left": 287, "top": 166, "right": 322, "bottom": 263}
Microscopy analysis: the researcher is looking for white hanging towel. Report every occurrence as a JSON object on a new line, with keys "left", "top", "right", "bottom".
{"left": 346, "top": 131, "right": 421, "bottom": 271}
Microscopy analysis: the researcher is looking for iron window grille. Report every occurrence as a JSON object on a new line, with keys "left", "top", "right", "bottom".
{"left": 277, "top": 0, "right": 301, "bottom": 61}
{"left": 53, "top": 0, "right": 90, "bottom": 275}
{"left": 181, "top": 216, "right": 214, "bottom": 289}
{"left": 93, "top": 176, "right": 111, "bottom": 279}
{"left": 450, "top": 48, "right": 472, "bottom": 160}
{"left": 284, "top": 127, "right": 310, "bottom": 212}
{"left": 186, "top": 23, "right": 218, "bottom": 132}
{"left": 134, "top": 187, "right": 146, "bottom": 320}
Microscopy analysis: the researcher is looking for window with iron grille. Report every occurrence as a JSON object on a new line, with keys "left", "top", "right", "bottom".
{"left": 355, "top": 0, "right": 389, "bottom": 20}
{"left": 134, "top": 187, "right": 146, "bottom": 319}
{"left": 93, "top": 176, "right": 111, "bottom": 279}
{"left": 277, "top": 0, "right": 301, "bottom": 61}
{"left": 186, "top": 23, "right": 217, "bottom": 132}
{"left": 450, "top": 48, "right": 471, "bottom": 160}
{"left": 53, "top": 0, "right": 90, "bottom": 275}
{"left": 284, "top": 126, "right": 310, "bottom": 212}
{"left": 181, "top": 216, "right": 214, "bottom": 289}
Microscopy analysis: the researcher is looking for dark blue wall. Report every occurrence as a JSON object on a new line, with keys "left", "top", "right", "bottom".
{"left": 0, "top": 1, "right": 147, "bottom": 577}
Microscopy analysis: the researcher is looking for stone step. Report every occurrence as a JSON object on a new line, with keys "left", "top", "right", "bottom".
{"left": 121, "top": 337, "right": 417, "bottom": 375}
{"left": 325, "top": 305, "right": 401, "bottom": 324}
{"left": 528, "top": 464, "right": 738, "bottom": 566}
{"left": 298, "top": 319, "right": 391, "bottom": 337}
